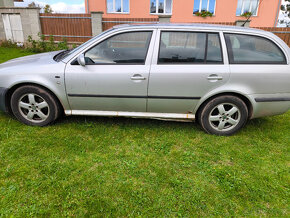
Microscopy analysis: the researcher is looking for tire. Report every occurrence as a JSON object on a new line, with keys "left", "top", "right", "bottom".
{"left": 198, "top": 95, "right": 248, "bottom": 136}
{"left": 10, "top": 85, "right": 60, "bottom": 126}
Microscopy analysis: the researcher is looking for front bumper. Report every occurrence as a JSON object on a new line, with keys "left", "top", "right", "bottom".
{"left": 0, "top": 87, "right": 8, "bottom": 112}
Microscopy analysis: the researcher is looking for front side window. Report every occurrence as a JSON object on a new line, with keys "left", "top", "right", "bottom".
{"left": 150, "top": 0, "right": 172, "bottom": 14}
{"left": 107, "top": 0, "right": 129, "bottom": 13}
{"left": 158, "top": 31, "right": 223, "bottom": 64}
{"left": 236, "top": 0, "right": 259, "bottom": 16}
{"left": 193, "top": 0, "right": 216, "bottom": 14}
{"left": 224, "top": 33, "right": 286, "bottom": 64}
{"left": 85, "top": 31, "right": 152, "bottom": 65}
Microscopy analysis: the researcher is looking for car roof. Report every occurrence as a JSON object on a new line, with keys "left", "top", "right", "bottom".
{"left": 113, "top": 23, "right": 267, "bottom": 34}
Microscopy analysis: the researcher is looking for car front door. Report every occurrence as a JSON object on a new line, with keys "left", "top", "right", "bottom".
{"left": 65, "top": 30, "right": 155, "bottom": 112}
{"left": 147, "top": 30, "right": 230, "bottom": 113}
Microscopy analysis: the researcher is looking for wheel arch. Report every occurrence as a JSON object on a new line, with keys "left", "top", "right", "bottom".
{"left": 195, "top": 92, "right": 253, "bottom": 120}
{"left": 5, "top": 82, "right": 65, "bottom": 115}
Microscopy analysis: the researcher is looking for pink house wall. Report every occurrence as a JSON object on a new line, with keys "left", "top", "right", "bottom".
{"left": 86, "top": 0, "right": 281, "bottom": 27}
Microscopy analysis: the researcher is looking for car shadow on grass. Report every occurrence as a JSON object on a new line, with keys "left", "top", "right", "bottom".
{"left": 57, "top": 114, "right": 201, "bottom": 130}
{"left": 55, "top": 114, "right": 273, "bottom": 136}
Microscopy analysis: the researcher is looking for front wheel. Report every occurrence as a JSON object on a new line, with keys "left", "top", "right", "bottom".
{"left": 11, "top": 85, "right": 60, "bottom": 126}
{"left": 198, "top": 95, "right": 248, "bottom": 136}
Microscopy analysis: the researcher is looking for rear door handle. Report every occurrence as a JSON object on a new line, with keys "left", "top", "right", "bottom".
{"left": 207, "top": 74, "right": 223, "bottom": 81}
{"left": 131, "top": 74, "right": 146, "bottom": 80}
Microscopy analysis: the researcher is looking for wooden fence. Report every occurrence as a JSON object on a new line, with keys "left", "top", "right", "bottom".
{"left": 38, "top": 14, "right": 290, "bottom": 46}
{"left": 102, "top": 18, "right": 159, "bottom": 31}
{"left": 39, "top": 13, "right": 92, "bottom": 43}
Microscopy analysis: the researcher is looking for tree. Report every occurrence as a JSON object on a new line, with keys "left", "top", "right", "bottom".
{"left": 28, "top": 2, "right": 39, "bottom": 8}
{"left": 279, "top": 0, "right": 290, "bottom": 27}
{"left": 43, "top": 4, "right": 53, "bottom": 13}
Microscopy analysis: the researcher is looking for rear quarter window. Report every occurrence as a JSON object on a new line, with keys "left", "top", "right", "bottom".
{"left": 224, "top": 33, "right": 287, "bottom": 64}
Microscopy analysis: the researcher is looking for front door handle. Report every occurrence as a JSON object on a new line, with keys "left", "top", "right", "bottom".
{"left": 131, "top": 74, "right": 146, "bottom": 81}
{"left": 207, "top": 74, "right": 223, "bottom": 81}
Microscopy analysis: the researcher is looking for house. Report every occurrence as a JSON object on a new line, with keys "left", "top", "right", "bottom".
{"left": 85, "top": 0, "right": 282, "bottom": 27}
{"left": 0, "top": 0, "right": 23, "bottom": 7}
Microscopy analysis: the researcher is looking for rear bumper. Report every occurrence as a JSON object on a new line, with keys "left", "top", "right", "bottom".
{"left": 0, "top": 87, "right": 8, "bottom": 112}
{"left": 249, "top": 93, "right": 290, "bottom": 119}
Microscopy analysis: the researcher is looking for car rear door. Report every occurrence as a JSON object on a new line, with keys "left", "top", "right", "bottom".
{"left": 147, "top": 29, "right": 230, "bottom": 113}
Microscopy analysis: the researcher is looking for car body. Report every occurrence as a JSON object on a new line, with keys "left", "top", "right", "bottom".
{"left": 0, "top": 24, "right": 289, "bottom": 135}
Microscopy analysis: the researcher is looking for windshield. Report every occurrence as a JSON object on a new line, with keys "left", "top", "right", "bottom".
{"left": 59, "top": 28, "right": 114, "bottom": 61}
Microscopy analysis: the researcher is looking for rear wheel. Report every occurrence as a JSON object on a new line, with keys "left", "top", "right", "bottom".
{"left": 198, "top": 95, "right": 248, "bottom": 136}
{"left": 11, "top": 85, "right": 59, "bottom": 126}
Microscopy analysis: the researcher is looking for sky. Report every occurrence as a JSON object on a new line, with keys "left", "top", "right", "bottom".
{"left": 14, "top": 0, "right": 85, "bottom": 13}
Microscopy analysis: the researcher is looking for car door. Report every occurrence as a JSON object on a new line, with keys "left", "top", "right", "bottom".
{"left": 223, "top": 32, "right": 290, "bottom": 95}
{"left": 147, "top": 29, "right": 230, "bottom": 113}
{"left": 65, "top": 29, "right": 156, "bottom": 112}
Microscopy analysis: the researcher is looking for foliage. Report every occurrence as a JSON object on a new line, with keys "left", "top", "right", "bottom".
{"left": 0, "top": 40, "right": 18, "bottom": 48}
{"left": 1, "top": 35, "right": 71, "bottom": 53}
{"left": 279, "top": 0, "right": 290, "bottom": 27}
{"left": 27, "top": 2, "right": 53, "bottom": 14}
{"left": 241, "top": 11, "right": 253, "bottom": 18}
{"left": 43, "top": 4, "right": 53, "bottom": 13}
{"left": 27, "top": 33, "right": 69, "bottom": 53}
{"left": 0, "top": 47, "right": 289, "bottom": 216}
{"left": 193, "top": 10, "right": 213, "bottom": 18}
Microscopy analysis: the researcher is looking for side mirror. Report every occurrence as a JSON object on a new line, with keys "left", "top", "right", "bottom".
{"left": 77, "top": 54, "right": 86, "bottom": 66}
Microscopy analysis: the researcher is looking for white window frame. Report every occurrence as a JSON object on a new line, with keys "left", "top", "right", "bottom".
{"left": 193, "top": 0, "right": 216, "bottom": 15}
{"left": 237, "top": 0, "right": 259, "bottom": 16}
{"left": 107, "top": 0, "right": 130, "bottom": 14}
{"left": 150, "top": 0, "right": 173, "bottom": 15}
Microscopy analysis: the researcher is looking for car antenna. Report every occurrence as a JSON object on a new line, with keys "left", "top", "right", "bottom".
{"left": 241, "top": 0, "right": 264, "bottom": 27}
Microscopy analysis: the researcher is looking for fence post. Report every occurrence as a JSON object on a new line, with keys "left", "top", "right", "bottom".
{"left": 91, "top": 11, "right": 103, "bottom": 36}
{"left": 158, "top": 15, "right": 171, "bottom": 23}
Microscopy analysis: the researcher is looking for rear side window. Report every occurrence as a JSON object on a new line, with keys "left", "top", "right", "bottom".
{"left": 158, "top": 31, "right": 223, "bottom": 64}
{"left": 224, "top": 33, "right": 286, "bottom": 64}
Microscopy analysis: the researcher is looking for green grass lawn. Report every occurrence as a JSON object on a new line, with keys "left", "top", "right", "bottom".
{"left": 0, "top": 47, "right": 289, "bottom": 216}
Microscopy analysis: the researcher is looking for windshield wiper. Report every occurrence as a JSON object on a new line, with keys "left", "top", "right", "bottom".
{"left": 53, "top": 50, "right": 71, "bottom": 62}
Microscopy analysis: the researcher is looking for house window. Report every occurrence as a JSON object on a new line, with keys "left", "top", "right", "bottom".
{"left": 193, "top": 0, "right": 216, "bottom": 14}
{"left": 150, "top": 0, "right": 172, "bottom": 14}
{"left": 236, "top": 0, "right": 259, "bottom": 16}
{"left": 107, "top": 0, "right": 129, "bottom": 13}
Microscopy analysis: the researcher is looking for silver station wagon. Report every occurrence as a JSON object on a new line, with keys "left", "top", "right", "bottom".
{"left": 0, "top": 24, "right": 289, "bottom": 135}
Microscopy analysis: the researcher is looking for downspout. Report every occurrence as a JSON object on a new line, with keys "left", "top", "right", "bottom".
{"left": 86, "top": 0, "right": 90, "bottom": 13}
{"left": 274, "top": 0, "right": 282, "bottom": 27}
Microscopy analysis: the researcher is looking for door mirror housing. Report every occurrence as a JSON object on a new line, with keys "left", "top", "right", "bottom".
{"left": 77, "top": 54, "right": 86, "bottom": 66}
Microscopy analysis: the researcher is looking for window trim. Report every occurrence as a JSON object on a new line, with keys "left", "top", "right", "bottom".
{"left": 193, "top": 0, "right": 217, "bottom": 15}
{"left": 224, "top": 33, "right": 287, "bottom": 65}
{"left": 81, "top": 31, "right": 153, "bottom": 66}
{"left": 107, "top": 0, "right": 130, "bottom": 14}
{"left": 157, "top": 30, "right": 224, "bottom": 65}
{"left": 150, "top": 0, "right": 173, "bottom": 15}
{"left": 236, "top": 0, "right": 259, "bottom": 17}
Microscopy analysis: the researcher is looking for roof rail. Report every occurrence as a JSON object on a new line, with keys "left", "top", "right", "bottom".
{"left": 113, "top": 22, "right": 160, "bottom": 29}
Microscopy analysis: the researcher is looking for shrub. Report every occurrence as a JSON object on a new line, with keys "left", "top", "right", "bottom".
{"left": 1, "top": 34, "right": 75, "bottom": 53}
{"left": 0, "top": 40, "right": 19, "bottom": 48}
{"left": 26, "top": 34, "right": 69, "bottom": 53}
